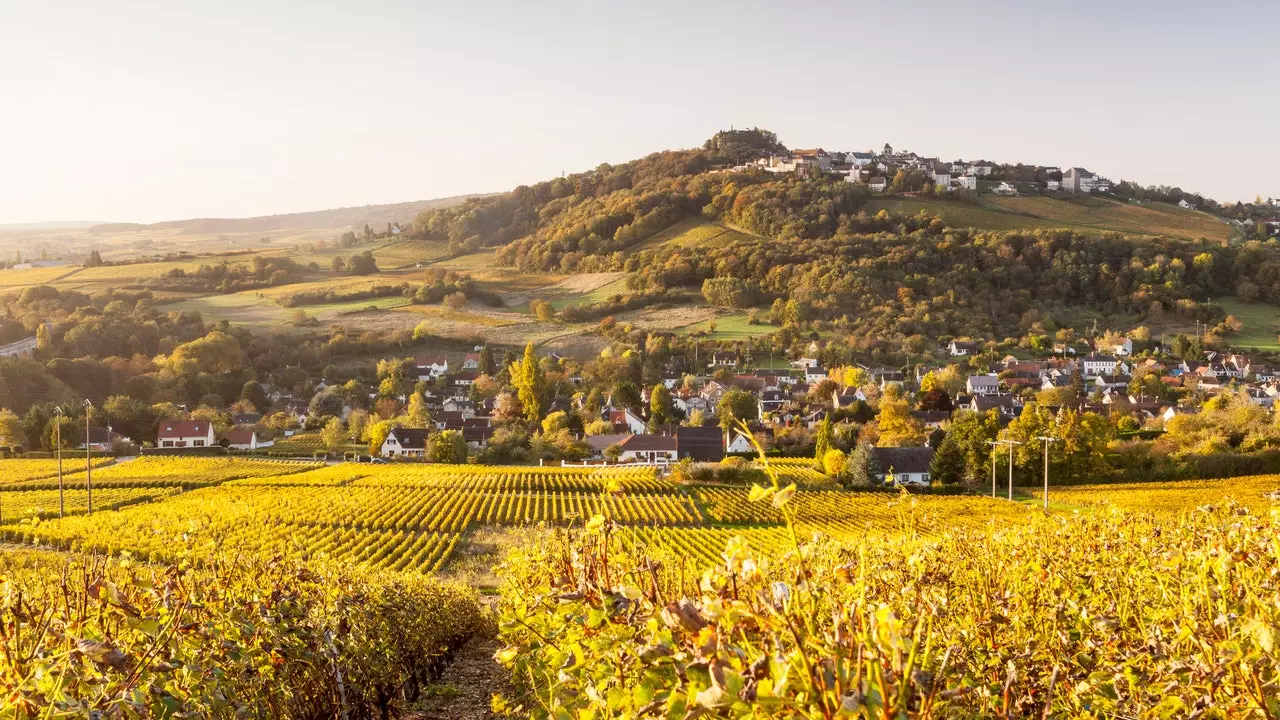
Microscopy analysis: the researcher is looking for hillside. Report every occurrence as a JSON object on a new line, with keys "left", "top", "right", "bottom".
{"left": 86, "top": 195, "right": 484, "bottom": 235}
{"left": 863, "top": 194, "right": 1235, "bottom": 242}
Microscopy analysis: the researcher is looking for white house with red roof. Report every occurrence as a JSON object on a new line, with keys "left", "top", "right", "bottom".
{"left": 156, "top": 419, "right": 215, "bottom": 449}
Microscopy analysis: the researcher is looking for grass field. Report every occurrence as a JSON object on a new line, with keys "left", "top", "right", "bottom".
{"left": 674, "top": 311, "right": 777, "bottom": 340}
{"left": 628, "top": 220, "right": 762, "bottom": 255}
{"left": 1210, "top": 296, "right": 1280, "bottom": 350}
{"left": 863, "top": 197, "right": 1050, "bottom": 232}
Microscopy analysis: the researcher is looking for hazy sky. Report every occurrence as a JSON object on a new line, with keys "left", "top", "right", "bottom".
{"left": 1, "top": 0, "right": 1276, "bottom": 224}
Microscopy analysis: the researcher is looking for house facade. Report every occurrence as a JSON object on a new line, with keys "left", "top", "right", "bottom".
{"left": 380, "top": 427, "right": 430, "bottom": 458}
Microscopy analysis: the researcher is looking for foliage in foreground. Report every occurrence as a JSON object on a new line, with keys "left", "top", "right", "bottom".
{"left": 0, "top": 549, "right": 484, "bottom": 717}
{"left": 495, "top": 502, "right": 1279, "bottom": 717}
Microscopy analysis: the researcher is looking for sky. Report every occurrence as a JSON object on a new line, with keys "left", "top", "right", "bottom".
{"left": 1, "top": 0, "right": 1276, "bottom": 224}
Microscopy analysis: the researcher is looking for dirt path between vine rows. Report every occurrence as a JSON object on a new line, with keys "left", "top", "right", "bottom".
{"left": 411, "top": 634, "right": 511, "bottom": 720}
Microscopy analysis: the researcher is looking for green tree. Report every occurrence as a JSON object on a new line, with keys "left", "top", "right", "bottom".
{"left": 716, "top": 389, "right": 758, "bottom": 431}
{"left": 648, "top": 384, "right": 676, "bottom": 430}
{"left": 943, "top": 410, "right": 1001, "bottom": 489}
{"left": 427, "top": 429, "right": 467, "bottom": 463}
{"left": 929, "top": 435, "right": 967, "bottom": 486}
{"left": 843, "top": 443, "right": 879, "bottom": 488}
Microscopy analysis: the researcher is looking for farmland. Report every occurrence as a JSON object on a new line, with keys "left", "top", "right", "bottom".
{"left": 4, "top": 457, "right": 1275, "bottom": 578}
{"left": 863, "top": 194, "right": 1235, "bottom": 242}
{"left": 3, "top": 457, "right": 1277, "bottom": 716}
{"left": 1210, "top": 295, "right": 1280, "bottom": 350}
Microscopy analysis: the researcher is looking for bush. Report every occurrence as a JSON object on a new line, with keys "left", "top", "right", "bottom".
{"left": 1, "top": 550, "right": 483, "bottom": 717}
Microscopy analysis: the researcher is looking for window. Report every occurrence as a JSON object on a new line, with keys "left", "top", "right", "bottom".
{"left": 162, "top": 440, "right": 174, "bottom": 448}
{"left": 193, "top": 440, "right": 205, "bottom": 447}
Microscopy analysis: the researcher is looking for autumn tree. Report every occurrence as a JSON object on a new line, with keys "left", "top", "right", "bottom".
{"left": 649, "top": 383, "right": 676, "bottom": 430}
{"left": 875, "top": 385, "right": 925, "bottom": 447}
{"left": 427, "top": 429, "right": 468, "bottom": 463}
{"left": 510, "top": 343, "right": 544, "bottom": 423}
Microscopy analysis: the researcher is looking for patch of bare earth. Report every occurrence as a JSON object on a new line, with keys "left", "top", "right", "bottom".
{"left": 409, "top": 634, "right": 512, "bottom": 720}
{"left": 615, "top": 305, "right": 719, "bottom": 331}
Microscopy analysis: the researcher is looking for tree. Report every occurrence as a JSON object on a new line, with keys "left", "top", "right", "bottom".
{"left": 0, "top": 409, "right": 22, "bottom": 447}
{"left": 917, "top": 388, "right": 954, "bottom": 412}
{"left": 84, "top": 250, "right": 104, "bottom": 268}
{"left": 320, "top": 417, "right": 345, "bottom": 451}
{"left": 716, "top": 389, "right": 758, "bottom": 430}
{"left": 511, "top": 343, "right": 545, "bottom": 423}
{"left": 405, "top": 393, "right": 431, "bottom": 428}
{"left": 102, "top": 395, "right": 155, "bottom": 447}
{"left": 427, "top": 429, "right": 467, "bottom": 463}
{"left": 347, "top": 251, "right": 379, "bottom": 275}
{"left": 611, "top": 380, "right": 643, "bottom": 413}
{"left": 942, "top": 410, "right": 1001, "bottom": 489}
{"left": 649, "top": 384, "right": 676, "bottom": 430}
{"left": 530, "top": 299, "right": 556, "bottom": 321}
{"left": 822, "top": 448, "right": 847, "bottom": 477}
{"left": 813, "top": 415, "right": 834, "bottom": 467}
{"left": 930, "top": 435, "right": 967, "bottom": 486}
{"left": 330, "top": 256, "right": 346, "bottom": 273}
{"left": 366, "top": 420, "right": 394, "bottom": 456}
{"left": 584, "top": 419, "right": 614, "bottom": 435}
{"left": 541, "top": 411, "right": 569, "bottom": 434}
{"left": 843, "top": 443, "right": 879, "bottom": 488}
{"left": 443, "top": 292, "right": 469, "bottom": 310}
{"left": 308, "top": 387, "right": 345, "bottom": 419}
{"left": 875, "top": 385, "right": 925, "bottom": 447}
{"left": 346, "top": 409, "right": 369, "bottom": 442}
{"left": 240, "top": 381, "right": 267, "bottom": 412}
{"left": 42, "top": 415, "right": 76, "bottom": 451}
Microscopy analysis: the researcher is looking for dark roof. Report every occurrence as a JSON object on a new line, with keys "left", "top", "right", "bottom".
{"left": 911, "top": 410, "right": 952, "bottom": 424}
{"left": 870, "top": 447, "right": 934, "bottom": 475}
{"left": 388, "top": 427, "right": 430, "bottom": 448}
{"left": 83, "top": 427, "right": 122, "bottom": 444}
{"left": 223, "top": 429, "right": 256, "bottom": 445}
{"left": 618, "top": 434, "right": 677, "bottom": 452}
{"left": 677, "top": 425, "right": 724, "bottom": 462}
{"left": 587, "top": 434, "right": 628, "bottom": 452}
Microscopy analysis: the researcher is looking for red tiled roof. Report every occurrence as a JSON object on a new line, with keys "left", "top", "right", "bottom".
{"left": 157, "top": 420, "right": 211, "bottom": 439}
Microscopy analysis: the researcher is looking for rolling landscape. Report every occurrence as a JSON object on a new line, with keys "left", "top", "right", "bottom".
{"left": 5, "top": 1, "right": 1280, "bottom": 717}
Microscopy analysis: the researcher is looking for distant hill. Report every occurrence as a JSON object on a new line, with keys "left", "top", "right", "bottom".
{"left": 0, "top": 220, "right": 103, "bottom": 231}
{"left": 88, "top": 195, "right": 484, "bottom": 236}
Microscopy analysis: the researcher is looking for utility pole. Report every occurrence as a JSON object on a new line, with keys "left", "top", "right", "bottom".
{"left": 1035, "top": 436, "right": 1060, "bottom": 510}
{"left": 55, "top": 406, "right": 64, "bottom": 518}
{"left": 987, "top": 439, "right": 1021, "bottom": 501}
{"left": 985, "top": 440, "right": 1000, "bottom": 498}
{"left": 84, "top": 399, "right": 93, "bottom": 516}
{"left": 1006, "top": 440, "right": 1021, "bottom": 501}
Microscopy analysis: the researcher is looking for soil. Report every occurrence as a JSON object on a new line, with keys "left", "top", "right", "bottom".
{"left": 411, "top": 635, "right": 512, "bottom": 720}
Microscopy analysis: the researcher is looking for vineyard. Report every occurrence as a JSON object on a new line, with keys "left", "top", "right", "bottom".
{"left": 1, "top": 456, "right": 1277, "bottom": 716}
{"left": 2, "top": 458, "right": 1278, "bottom": 579}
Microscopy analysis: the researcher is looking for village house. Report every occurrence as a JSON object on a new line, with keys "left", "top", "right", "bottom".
{"left": 615, "top": 434, "right": 678, "bottom": 464}
{"left": 676, "top": 425, "right": 725, "bottom": 462}
{"left": 948, "top": 340, "right": 978, "bottom": 357}
{"left": 79, "top": 427, "right": 127, "bottom": 453}
{"left": 867, "top": 176, "right": 888, "bottom": 193}
{"left": 966, "top": 374, "right": 1002, "bottom": 396}
{"left": 870, "top": 447, "right": 934, "bottom": 487}
{"left": 415, "top": 356, "right": 449, "bottom": 380}
{"left": 1082, "top": 355, "right": 1127, "bottom": 377}
{"left": 380, "top": 427, "right": 430, "bottom": 458}
{"left": 607, "top": 408, "right": 647, "bottom": 435}
{"left": 1062, "top": 167, "right": 1098, "bottom": 193}
{"left": 462, "top": 353, "right": 482, "bottom": 370}
{"left": 993, "top": 181, "right": 1018, "bottom": 196}
{"left": 157, "top": 420, "right": 216, "bottom": 449}
{"left": 224, "top": 429, "right": 270, "bottom": 451}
